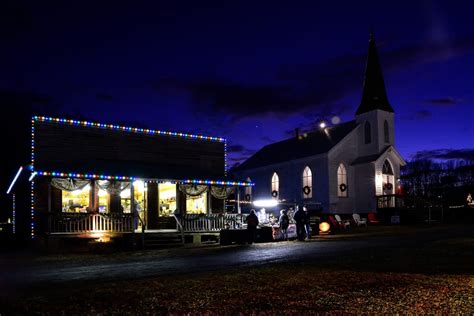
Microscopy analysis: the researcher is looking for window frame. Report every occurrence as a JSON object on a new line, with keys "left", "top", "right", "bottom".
{"left": 302, "top": 166, "right": 313, "bottom": 199}
{"left": 337, "top": 163, "right": 348, "bottom": 197}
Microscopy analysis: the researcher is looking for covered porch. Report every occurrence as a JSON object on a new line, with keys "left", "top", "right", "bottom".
{"left": 34, "top": 174, "right": 252, "bottom": 238}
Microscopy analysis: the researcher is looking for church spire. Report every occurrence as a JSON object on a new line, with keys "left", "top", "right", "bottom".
{"left": 356, "top": 33, "right": 394, "bottom": 115}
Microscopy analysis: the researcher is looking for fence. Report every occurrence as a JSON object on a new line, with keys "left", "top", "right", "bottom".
{"left": 179, "top": 214, "right": 246, "bottom": 232}
{"left": 48, "top": 213, "right": 134, "bottom": 234}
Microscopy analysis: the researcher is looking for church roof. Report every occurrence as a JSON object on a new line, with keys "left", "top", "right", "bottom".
{"left": 234, "top": 120, "right": 358, "bottom": 171}
{"left": 351, "top": 145, "right": 407, "bottom": 166}
{"left": 350, "top": 146, "right": 390, "bottom": 165}
{"left": 355, "top": 34, "right": 394, "bottom": 115}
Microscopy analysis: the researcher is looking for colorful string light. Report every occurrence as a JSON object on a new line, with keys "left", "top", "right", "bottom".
{"left": 181, "top": 179, "right": 254, "bottom": 186}
{"left": 30, "top": 181, "right": 35, "bottom": 239}
{"left": 32, "top": 116, "right": 226, "bottom": 143}
{"left": 34, "top": 170, "right": 254, "bottom": 186}
{"left": 35, "top": 171, "right": 136, "bottom": 181}
{"left": 12, "top": 193, "right": 16, "bottom": 234}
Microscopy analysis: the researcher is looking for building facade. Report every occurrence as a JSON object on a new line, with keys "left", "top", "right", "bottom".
{"left": 8, "top": 116, "right": 251, "bottom": 241}
{"left": 234, "top": 34, "right": 406, "bottom": 214}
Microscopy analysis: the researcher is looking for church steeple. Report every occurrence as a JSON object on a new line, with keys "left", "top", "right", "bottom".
{"left": 356, "top": 33, "right": 394, "bottom": 115}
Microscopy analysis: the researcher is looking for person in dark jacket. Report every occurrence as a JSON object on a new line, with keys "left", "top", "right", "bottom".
{"left": 293, "top": 205, "right": 305, "bottom": 241}
{"left": 246, "top": 209, "right": 259, "bottom": 244}
{"left": 278, "top": 209, "right": 290, "bottom": 240}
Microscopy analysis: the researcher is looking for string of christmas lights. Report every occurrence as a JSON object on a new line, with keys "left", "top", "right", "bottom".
{"left": 30, "top": 181, "right": 35, "bottom": 239}
{"left": 33, "top": 171, "right": 254, "bottom": 187}
{"left": 12, "top": 193, "right": 16, "bottom": 234}
{"left": 33, "top": 116, "right": 226, "bottom": 143}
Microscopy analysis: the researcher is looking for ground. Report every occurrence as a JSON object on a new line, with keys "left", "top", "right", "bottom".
{"left": 1, "top": 225, "right": 473, "bottom": 314}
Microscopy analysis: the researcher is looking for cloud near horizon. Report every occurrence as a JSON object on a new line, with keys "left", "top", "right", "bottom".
{"left": 411, "top": 148, "right": 474, "bottom": 161}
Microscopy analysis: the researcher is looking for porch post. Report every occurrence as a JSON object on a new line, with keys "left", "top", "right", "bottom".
{"left": 236, "top": 186, "right": 241, "bottom": 214}
{"left": 47, "top": 179, "right": 52, "bottom": 213}
{"left": 131, "top": 181, "right": 135, "bottom": 232}
{"left": 146, "top": 182, "right": 159, "bottom": 229}
{"left": 48, "top": 179, "right": 52, "bottom": 233}
{"left": 207, "top": 186, "right": 212, "bottom": 215}
{"left": 108, "top": 181, "right": 122, "bottom": 214}
{"left": 89, "top": 181, "right": 98, "bottom": 212}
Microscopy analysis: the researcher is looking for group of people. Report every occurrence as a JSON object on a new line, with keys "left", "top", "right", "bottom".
{"left": 245, "top": 205, "right": 312, "bottom": 244}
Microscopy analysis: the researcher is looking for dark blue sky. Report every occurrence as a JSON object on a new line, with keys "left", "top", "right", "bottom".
{"left": 2, "top": 1, "right": 474, "bottom": 167}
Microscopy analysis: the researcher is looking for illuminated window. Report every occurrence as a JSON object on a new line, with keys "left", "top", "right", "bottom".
{"left": 384, "top": 120, "right": 389, "bottom": 143}
{"left": 302, "top": 166, "right": 312, "bottom": 198}
{"left": 97, "top": 186, "right": 108, "bottom": 213}
{"left": 271, "top": 172, "right": 279, "bottom": 198}
{"left": 364, "top": 121, "right": 371, "bottom": 144}
{"left": 186, "top": 192, "right": 208, "bottom": 214}
{"left": 337, "top": 163, "right": 348, "bottom": 197}
{"left": 159, "top": 183, "right": 177, "bottom": 216}
{"left": 62, "top": 185, "right": 90, "bottom": 212}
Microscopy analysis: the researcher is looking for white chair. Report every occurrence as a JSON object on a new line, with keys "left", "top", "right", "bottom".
{"left": 352, "top": 213, "right": 367, "bottom": 227}
{"left": 335, "top": 214, "right": 351, "bottom": 229}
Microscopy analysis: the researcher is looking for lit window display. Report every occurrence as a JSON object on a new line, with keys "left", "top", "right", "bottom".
{"left": 159, "top": 183, "right": 177, "bottom": 216}
{"left": 98, "top": 187, "right": 108, "bottom": 213}
{"left": 62, "top": 185, "right": 90, "bottom": 213}
{"left": 186, "top": 192, "right": 207, "bottom": 214}
{"left": 121, "top": 180, "right": 145, "bottom": 220}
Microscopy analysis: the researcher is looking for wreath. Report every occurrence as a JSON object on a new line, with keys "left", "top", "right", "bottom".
{"left": 339, "top": 183, "right": 347, "bottom": 192}
{"left": 302, "top": 186, "right": 311, "bottom": 195}
{"left": 271, "top": 190, "right": 278, "bottom": 197}
{"left": 245, "top": 194, "right": 251, "bottom": 201}
{"left": 386, "top": 183, "right": 393, "bottom": 190}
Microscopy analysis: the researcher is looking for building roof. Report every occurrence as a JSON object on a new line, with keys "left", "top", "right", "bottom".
{"left": 355, "top": 34, "right": 394, "bottom": 115}
{"left": 350, "top": 146, "right": 390, "bottom": 165}
{"left": 234, "top": 120, "right": 358, "bottom": 171}
{"left": 351, "top": 145, "right": 407, "bottom": 166}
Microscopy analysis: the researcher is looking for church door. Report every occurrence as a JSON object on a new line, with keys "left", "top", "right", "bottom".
{"left": 382, "top": 160, "right": 395, "bottom": 207}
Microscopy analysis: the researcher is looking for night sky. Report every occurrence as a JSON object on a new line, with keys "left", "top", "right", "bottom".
{"left": 2, "top": 1, "right": 474, "bottom": 167}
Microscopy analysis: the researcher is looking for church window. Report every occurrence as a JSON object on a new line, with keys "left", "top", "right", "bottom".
{"left": 271, "top": 172, "right": 279, "bottom": 198}
{"left": 337, "top": 163, "right": 348, "bottom": 197}
{"left": 384, "top": 120, "right": 389, "bottom": 143}
{"left": 382, "top": 160, "right": 393, "bottom": 175}
{"left": 364, "top": 122, "right": 371, "bottom": 144}
{"left": 302, "top": 166, "right": 312, "bottom": 198}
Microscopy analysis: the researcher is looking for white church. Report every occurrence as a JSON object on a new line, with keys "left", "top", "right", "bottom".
{"left": 234, "top": 34, "right": 406, "bottom": 214}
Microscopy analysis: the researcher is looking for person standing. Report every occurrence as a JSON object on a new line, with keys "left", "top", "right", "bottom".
{"left": 278, "top": 209, "right": 290, "bottom": 240}
{"left": 303, "top": 205, "right": 311, "bottom": 240}
{"left": 246, "top": 209, "right": 259, "bottom": 244}
{"left": 293, "top": 205, "right": 305, "bottom": 241}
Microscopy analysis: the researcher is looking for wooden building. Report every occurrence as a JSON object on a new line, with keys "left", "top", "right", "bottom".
{"left": 9, "top": 116, "right": 252, "bottom": 242}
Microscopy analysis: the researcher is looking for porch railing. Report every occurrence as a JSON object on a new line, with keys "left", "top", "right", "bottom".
{"left": 376, "top": 194, "right": 405, "bottom": 209}
{"left": 178, "top": 214, "right": 246, "bottom": 232}
{"left": 48, "top": 213, "right": 134, "bottom": 234}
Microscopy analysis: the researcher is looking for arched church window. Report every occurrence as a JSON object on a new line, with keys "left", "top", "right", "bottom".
{"left": 364, "top": 122, "right": 371, "bottom": 144}
{"left": 244, "top": 177, "right": 252, "bottom": 201}
{"left": 271, "top": 172, "right": 279, "bottom": 198}
{"left": 302, "top": 166, "right": 312, "bottom": 198}
{"left": 382, "top": 160, "right": 393, "bottom": 175}
{"left": 384, "top": 120, "right": 389, "bottom": 143}
{"left": 337, "top": 163, "right": 348, "bottom": 197}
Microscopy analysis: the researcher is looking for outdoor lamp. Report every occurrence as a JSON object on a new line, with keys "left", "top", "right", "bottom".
{"left": 319, "top": 222, "right": 331, "bottom": 235}
{"left": 253, "top": 199, "right": 278, "bottom": 207}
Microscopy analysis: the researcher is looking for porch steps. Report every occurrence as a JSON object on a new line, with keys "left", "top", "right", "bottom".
{"left": 155, "top": 217, "right": 177, "bottom": 230}
{"left": 142, "top": 232, "right": 183, "bottom": 249}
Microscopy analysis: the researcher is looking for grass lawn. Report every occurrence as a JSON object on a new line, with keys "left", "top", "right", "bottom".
{"left": 1, "top": 230, "right": 474, "bottom": 315}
